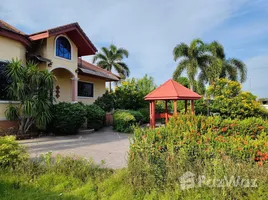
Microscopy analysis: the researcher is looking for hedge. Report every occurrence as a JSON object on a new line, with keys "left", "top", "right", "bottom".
{"left": 85, "top": 104, "right": 105, "bottom": 130}
{"left": 49, "top": 102, "right": 86, "bottom": 135}
{"left": 113, "top": 110, "right": 143, "bottom": 133}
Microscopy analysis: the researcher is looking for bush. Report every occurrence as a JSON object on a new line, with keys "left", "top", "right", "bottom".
{"left": 113, "top": 110, "right": 136, "bottom": 133}
{"left": 50, "top": 102, "right": 86, "bottom": 135}
{"left": 0, "top": 136, "right": 28, "bottom": 168}
{"left": 128, "top": 115, "right": 268, "bottom": 191}
{"left": 85, "top": 104, "right": 105, "bottom": 130}
{"left": 127, "top": 110, "right": 144, "bottom": 124}
{"left": 94, "top": 91, "right": 115, "bottom": 112}
{"left": 138, "top": 107, "right": 150, "bottom": 123}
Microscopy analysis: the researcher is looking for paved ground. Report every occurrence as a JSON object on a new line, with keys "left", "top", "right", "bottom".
{"left": 19, "top": 127, "right": 131, "bottom": 169}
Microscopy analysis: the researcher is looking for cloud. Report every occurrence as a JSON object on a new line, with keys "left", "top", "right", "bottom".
{"left": 0, "top": 0, "right": 262, "bottom": 86}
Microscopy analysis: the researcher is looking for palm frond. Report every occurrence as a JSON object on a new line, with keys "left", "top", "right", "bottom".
{"left": 117, "top": 48, "right": 129, "bottom": 58}
{"left": 172, "top": 58, "right": 189, "bottom": 79}
{"left": 173, "top": 43, "right": 189, "bottom": 61}
{"left": 228, "top": 58, "right": 247, "bottom": 83}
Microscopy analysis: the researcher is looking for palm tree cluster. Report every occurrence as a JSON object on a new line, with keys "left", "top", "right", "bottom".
{"left": 172, "top": 39, "right": 247, "bottom": 94}
{"left": 93, "top": 44, "right": 130, "bottom": 92}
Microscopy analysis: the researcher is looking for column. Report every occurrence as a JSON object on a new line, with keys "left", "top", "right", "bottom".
{"left": 174, "top": 100, "right": 177, "bottom": 116}
{"left": 185, "top": 100, "right": 188, "bottom": 114}
{"left": 165, "top": 100, "right": 168, "bottom": 124}
{"left": 152, "top": 100, "right": 155, "bottom": 128}
{"left": 191, "top": 100, "right": 195, "bottom": 115}
{"left": 71, "top": 77, "right": 79, "bottom": 102}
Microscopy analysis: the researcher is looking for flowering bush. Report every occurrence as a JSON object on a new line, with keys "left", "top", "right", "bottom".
{"left": 128, "top": 115, "right": 268, "bottom": 190}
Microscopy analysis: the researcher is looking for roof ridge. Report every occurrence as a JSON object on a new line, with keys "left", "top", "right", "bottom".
{"left": 0, "top": 20, "right": 25, "bottom": 35}
{"left": 170, "top": 79, "right": 179, "bottom": 95}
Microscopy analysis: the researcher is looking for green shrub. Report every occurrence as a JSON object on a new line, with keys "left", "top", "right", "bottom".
{"left": 85, "top": 104, "right": 105, "bottom": 130}
{"left": 94, "top": 91, "right": 115, "bottom": 112}
{"left": 50, "top": 102, "right": 86, "bottom": 135}
{"left": 128, "top": 115, "right": 268, "bottom": 192}
{"left": 128, "top": 110, "right": 144, "bottom": 124}
{"left": 138, "top": 107, "right": 150, "bottom": 123}
{"left": 113, "top": 110, "right": 136, "bottom": 133}
{"left": 0, "top": 136, "right": 28, "bottom": 168}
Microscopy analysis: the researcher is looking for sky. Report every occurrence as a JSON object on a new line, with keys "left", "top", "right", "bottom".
{"left": 1, "top": 0, "right": 268, "bottom": 97}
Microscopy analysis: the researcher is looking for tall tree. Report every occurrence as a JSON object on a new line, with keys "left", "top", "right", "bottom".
{"left": 93, "top": 44, "right": 130, "bottom": 92}
{"left": 4, "top": 59, "right": 54, "bottom": 135}
{"left": 201, "top": 41, "right": 247, "bottom": 85}
{"left": 172, "top": 39, "right": 209, "bottom": 91}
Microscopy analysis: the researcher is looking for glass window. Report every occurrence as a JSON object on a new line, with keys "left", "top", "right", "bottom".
{"left": 0, "top": 61, "right": 11, "bottom": 100}
{"left": 78, "top": 81, "right": 94, "bottom": 97}
{"left": 56, "top": 36, "right": 71, "bottom": 60}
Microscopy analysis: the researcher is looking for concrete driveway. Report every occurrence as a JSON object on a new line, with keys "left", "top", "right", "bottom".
{"left": 19, "top": 127, "right": 131, "bottom": 169}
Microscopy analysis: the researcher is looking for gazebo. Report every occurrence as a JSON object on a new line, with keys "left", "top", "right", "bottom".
{"left": 144, "top": 79, "right": 201, "bottom": 128}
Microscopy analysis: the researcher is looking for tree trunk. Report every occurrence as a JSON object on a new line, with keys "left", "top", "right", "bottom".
{"left": 109, "top": 82, "right": 112, "bottom": 93}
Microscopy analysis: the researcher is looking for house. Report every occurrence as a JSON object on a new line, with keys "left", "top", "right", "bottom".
{"left": 0, "top": 20, "right": 119, "bottom": 130}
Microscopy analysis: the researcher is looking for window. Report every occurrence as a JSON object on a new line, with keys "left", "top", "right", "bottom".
{"left": 55, "top": 36, "right": 71, "bottom": 60}
{"left": 0, "top": 61, "right": 11, "bottom": 100}
{"left": 78, "top": 81, "right": 94, "bottom": 97}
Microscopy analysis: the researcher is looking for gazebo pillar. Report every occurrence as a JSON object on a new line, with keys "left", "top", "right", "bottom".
{"left": 185, "top": 100, "right": 188, "bottom": 114}
{"left": 174, "top": 100, "right": 177, "bottom": 116}
{"left": 191, "top": 100, "right": 195, "bottom": 115}
{"left": 150, "top": 100, "right": 156, "bottom": 128}
{"left": 165, "top": 100, "right": 168, "bottom": 124}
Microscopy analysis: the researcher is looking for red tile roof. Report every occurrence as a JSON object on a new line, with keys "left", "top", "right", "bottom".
{"left": 78, "top": 58, "right": 120, "bottom": 81}
{"left": 29, "top": 22, "right": 97, "bottom": 56}
{"left": 0, "top": 20, "right": 31, "bottom": 46}
{"left": 145, "top": 79, "right": 201, "bottom": 100}
{"left": 0, "top": 20, "right": 25, "bottom": 35}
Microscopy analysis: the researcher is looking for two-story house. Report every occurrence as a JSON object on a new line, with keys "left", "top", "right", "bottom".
{"left": 0, "top": 20, "right": 119, "bottom": 129}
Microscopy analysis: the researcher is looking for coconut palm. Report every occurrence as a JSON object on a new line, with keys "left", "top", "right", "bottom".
{"left": 4, "top": 59, "right": 54, "bottom": 135}
{"left": 93, "top": 44, "right": 130, "bottom": 92}
{"left": 172, "top": 39, "right": 210, "bottom": 91}
{"left": 199, "top": 41, "right": 247, "bottom": 88}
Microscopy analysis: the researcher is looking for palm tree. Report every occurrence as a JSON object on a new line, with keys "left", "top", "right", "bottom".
{"left": 198, "top": 41, "right": 247, "bottom": 89}
{"left": 172, "top": 39, "right": 210, "bottom": 91}
{"left": 208, "top": 41, "right": 247, "bottom": 83}
{"left": 93, "top": 44, "right": 130, "bottom": 92}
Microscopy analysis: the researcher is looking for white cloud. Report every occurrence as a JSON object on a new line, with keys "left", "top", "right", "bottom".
{"left": 0, "top": 0, "right": 252, "bottom": 84}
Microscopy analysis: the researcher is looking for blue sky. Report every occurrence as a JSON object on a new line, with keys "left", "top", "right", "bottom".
{"left": 1, "top": 0, "right": 267, "bottom": 97}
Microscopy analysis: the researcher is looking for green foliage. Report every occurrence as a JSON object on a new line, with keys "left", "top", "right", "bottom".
{"left": 94, "top": 91, "right": 115, "bottom": 112}
{"left": 85, "top": 104, "right": 105, "bottom": 130}
{"left": 114, "top": 75, "right": 155, "bottom": 110}
{"left": 50, "top": 102, "right": 86, "bottom": 135}
{"left": 113, "top": 110, "right": 141, "bottom": 132}
{"left": 207, "top": 79, "right": 268, "bottom": 119}
{"left": 0, "top": 136, "right": 28, "bottom": 168}
{"left": 4, "top": 59, "right": 54, "bottom": 134}
{"left": 138, "top": 107, "right": 150, "bottom": 123}
{"left": 93, "top": 44, "right": 130, "bottom": 91}
{"left": 128, "top": 115, "right": 268, "bottom": 194}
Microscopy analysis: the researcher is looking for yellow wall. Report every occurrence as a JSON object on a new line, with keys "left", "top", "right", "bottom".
{"left": 0, "top": 35, "right": 26, "bottom": 64}
{"left": 78, "top": 74, "right": 106, "bottom": 104}
{"left": 52, "top": 69, "right": 73, "bottom": 103}
{"left": 0, "top": 36, "right": 26, "bottom": 119}
{"left": 39, "top": 35, "right": 78, "bottom": 76}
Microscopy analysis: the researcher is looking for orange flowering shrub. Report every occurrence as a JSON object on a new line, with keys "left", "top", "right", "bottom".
{"left": 128, "top": 114, "right": 268, "bottom": 190}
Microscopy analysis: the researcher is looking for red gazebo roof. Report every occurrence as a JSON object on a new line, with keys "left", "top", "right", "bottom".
{"left": 145, "top": 79, "right": 201, "bottom": 100}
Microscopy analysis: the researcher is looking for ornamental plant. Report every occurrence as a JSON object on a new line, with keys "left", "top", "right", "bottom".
{"left": 207, "top": 78, "right": 268, "bottom": 119}
{"left": 4, "top": 59, "right": 55, "bottom": 135}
